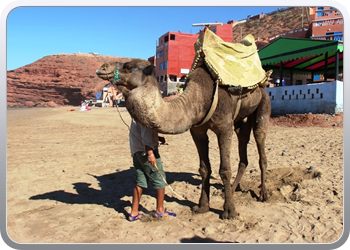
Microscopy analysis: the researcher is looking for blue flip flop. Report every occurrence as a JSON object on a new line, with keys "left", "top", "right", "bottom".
{"left": 155, "top": 210, "right": 176, "bottom": 217}
{"left": 128, "top": 213, "right": 143, "bottom": 222}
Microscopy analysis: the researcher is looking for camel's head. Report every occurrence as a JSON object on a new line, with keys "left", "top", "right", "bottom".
{"left": 96, "top": 59, "right": 155, "bottom": 91}
{"left": 95, "top": 61, "right": 125, "bottom": 82}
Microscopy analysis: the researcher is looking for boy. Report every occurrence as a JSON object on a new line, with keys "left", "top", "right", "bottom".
{"left": 128, "top": 118, "right": 176, "bottom": 221}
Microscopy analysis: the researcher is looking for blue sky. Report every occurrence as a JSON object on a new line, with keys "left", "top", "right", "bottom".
{"left": 6, "top": 6, "right": 284, "bottom": 70}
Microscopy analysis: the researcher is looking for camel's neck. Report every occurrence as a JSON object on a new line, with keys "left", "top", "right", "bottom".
{"left": 124, "top": 70, "right": 213, "bottom": 134}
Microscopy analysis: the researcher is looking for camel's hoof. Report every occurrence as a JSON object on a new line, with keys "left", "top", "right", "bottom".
{"left": 259, "top": 190, "right": 268, "bottom": 202}
{"left": 259, "top": 196, "right": 268, "bottom": 202}
{"left": 192, "top": 205, "right": 209, "bottom": 214}
{"left": 220, "top": 209, "right": 238, "bottom": 220}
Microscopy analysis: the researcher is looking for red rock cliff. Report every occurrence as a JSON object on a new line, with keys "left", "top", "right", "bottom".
{"left": 7, "top": 53, "right": 132, "bottom": 107}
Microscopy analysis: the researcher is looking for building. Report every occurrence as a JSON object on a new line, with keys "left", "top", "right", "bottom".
{"left": 152, "top": 6, "right": 343, "bottom": 95}
{"left": 248, "top": 12, "right": 266, "bottom": 21}
{"left": 257, "top": 7, "right": 343, "bottom": 87}
{"left": 154, "top": 22, "right": 233, "bottom": 95}
{"left": 155, "top": 31, "right": 198, "bottom": 84}
{"left": 310, "top": 7, "right": 343, "bottom": 41}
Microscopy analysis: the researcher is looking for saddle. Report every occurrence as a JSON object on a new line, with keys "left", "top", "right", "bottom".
{"left": 191, "top": 28, "right": 271, "bottom": 90}
{"left": 190, "top": 29, "right": 271, "bottom": 127}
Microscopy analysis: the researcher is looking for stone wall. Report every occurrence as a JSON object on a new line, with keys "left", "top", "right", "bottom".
{"left": 266, "top": 81, "right": 343, "bottom": 116}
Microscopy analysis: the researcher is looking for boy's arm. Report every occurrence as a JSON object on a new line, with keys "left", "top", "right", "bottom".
{"left": 145, "top": 145, "right": 156, "bottom": 167}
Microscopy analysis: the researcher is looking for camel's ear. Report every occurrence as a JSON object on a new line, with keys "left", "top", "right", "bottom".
{"left": 142, "top": 65, "right": 155, "bottom": 76}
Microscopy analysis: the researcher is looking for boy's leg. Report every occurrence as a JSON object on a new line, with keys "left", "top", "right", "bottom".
{"left": 155, "top": 188, "right": 165, "bottom": 215}
{"left": 155, "top": 188, "right": 175, "bottom": 217}
{"left": 129, "top": 185, "right": 143, "bottom": 221}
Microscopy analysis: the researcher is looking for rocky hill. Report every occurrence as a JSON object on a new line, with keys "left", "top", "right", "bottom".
{"left": 7, "top": 53, "right": 132, "bottom": 107}
{"left": 232, "top": 7, "right": 310, "bottom": 45}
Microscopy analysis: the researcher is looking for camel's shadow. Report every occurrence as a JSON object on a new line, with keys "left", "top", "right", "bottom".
{"left": 29, "top": 168, "right": 222, "bottom": 217}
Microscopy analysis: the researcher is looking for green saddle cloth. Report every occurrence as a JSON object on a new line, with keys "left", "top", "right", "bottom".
{"left": 191, "top": 29, "right": 269, "bottom": 88}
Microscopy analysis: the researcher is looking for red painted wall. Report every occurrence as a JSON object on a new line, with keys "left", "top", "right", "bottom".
{"left": 209, "top": 23, "right": 233, "bottom": 42}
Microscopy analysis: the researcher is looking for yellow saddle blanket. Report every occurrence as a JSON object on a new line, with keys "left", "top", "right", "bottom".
{"left": 191, "top": 29, "right": 270, "bottom": 88}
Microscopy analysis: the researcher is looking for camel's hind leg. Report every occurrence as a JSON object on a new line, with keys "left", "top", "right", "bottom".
{"left": 253, "top": 124, "right": 268, "bottom": 202}
{"left": 216, "top": 126, "right": 238, "bottom": 219}
{"left": 231, "top": 117, "right": 253, "bottom": 194}
{"left": 190, "top": 127, "right": 211, "bottom": 214}
{"left": 253, "top": 88, "right": 271, "bottom": 202}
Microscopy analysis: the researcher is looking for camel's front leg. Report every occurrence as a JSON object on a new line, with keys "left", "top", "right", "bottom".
{"left": 190, "top": 128, "right": 211, "bottom": 214}
{"left": 217, "top": 127, "right": 238, "bottom": 219}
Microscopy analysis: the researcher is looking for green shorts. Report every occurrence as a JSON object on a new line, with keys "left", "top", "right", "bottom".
{"left": 133, "top": 149, "right": 166, "bottom": 190}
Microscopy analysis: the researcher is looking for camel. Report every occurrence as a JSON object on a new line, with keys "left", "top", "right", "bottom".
{"left": 96, "top": 58, "right": 271, "bottom": 219}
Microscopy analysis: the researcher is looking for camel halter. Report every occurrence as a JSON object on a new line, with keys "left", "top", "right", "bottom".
{"left": 112, "top": 62, "right": 121, "bottom": 84}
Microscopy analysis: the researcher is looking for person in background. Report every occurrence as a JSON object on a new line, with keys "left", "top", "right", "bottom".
{"left": 79, "top": 100, "right": 91, "bottom": 111}
{"left": 275, "top": 78, "right": 280, "bottom": 87}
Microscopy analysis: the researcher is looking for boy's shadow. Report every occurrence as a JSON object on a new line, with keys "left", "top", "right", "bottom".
{"left": 29, "top": 168, "right": 223, "bottom": 217}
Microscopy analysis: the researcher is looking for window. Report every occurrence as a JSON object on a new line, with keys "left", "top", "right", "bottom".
{"left": 159, "top": 62, "right": 164, "bottom": 70}
{"left": 334, "top": 31, "right": 343, "bottom": 41}
{"left": 170, "top": 34, "right": 176, "bottom": 40}
{"left": 169, "top": 74, "right": 177, "bottom": 82}
{"left": 157, "top": 50, "right": 164, "bottom": 59}
{"left": 164, "top": 35, "right": 169, "bottom": 43}
{"left": 317, "top": 7, "right": 324, "bottom": 11}
{"left": 164, "top": 61, "right": 168, "bottom": 69}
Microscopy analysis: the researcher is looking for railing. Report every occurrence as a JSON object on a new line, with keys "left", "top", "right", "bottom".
{"left": 310, "top": 34, "right": 343, "bottom": 41}
{"left": 313, "top": 18, "right": 343, "bottom": 27}
{"left": 268, "top": 27, "right": 309, "bottom": 41}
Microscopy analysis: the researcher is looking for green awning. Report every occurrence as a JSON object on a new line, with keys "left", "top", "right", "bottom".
{"left": 258, "top": 37, "right": 343, "bottom": 75}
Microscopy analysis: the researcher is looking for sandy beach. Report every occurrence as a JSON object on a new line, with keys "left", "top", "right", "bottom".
{"left": 6, "top": 106, "right": 343, "bottom": 244}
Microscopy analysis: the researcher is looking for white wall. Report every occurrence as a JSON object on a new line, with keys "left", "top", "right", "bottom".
{"left": 266, "top": 81, "right": 343, "bottom": 116}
